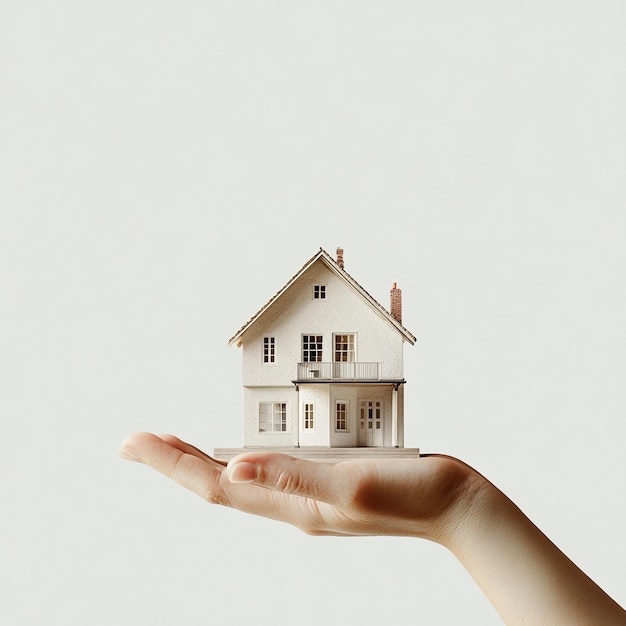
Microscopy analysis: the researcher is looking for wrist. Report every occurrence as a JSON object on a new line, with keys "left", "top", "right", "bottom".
{"left": 421, "top": 456, "right": 494, "bottom": 550}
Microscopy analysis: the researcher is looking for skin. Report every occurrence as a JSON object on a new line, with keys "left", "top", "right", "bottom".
{"left": 120, "top": 432, "right": 626, "bottom": 626}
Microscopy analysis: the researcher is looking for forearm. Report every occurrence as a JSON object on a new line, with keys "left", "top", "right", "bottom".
{"left": 442, "top": 475, "right": 626, "bottom": 625}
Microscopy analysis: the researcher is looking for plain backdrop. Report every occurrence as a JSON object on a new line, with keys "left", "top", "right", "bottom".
{"left": 1, "top": 2, "right": 625, "bottom": 625}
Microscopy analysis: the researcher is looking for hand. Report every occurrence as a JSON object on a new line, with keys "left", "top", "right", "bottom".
{"left": 119, "top": 432, "right": 479, "bottom": 544}
{"left": 120, "top": 432, "right": 626, "bottom": 625}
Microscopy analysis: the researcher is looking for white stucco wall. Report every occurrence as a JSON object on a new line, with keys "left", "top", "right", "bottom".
{"left": 235, "top": 259, "right": 410, "bottom": 448}
{"left": 243, "top": 386, "right": 295, "bottom": 447}
{"left": 239, "top": 262, "right": 406, "bottom": 386}
{"left": 298, "top": 385, "right": 330, "bottom": 446}
{"left": 242, "top": 383, "right": 405, "bottom": 448}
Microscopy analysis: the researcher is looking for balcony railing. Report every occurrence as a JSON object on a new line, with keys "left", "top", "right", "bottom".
{"left": 297, "top": 362, "right": 381, "bottom": 381}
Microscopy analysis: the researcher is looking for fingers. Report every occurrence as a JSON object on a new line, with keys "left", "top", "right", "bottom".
{"left": 121, "top": 434, "right": 345, "bottom": 506}
{"left": 119, "top": 432, "right": 228, "bottom": 504}
{"left": 158, "top": 433, "right": 227, "bottom": 467}
{"left": 226, "top": 451, "right": 351, "bottom": 507}
{"left": 120, "top": 433, "right": 358, "bottom": 533}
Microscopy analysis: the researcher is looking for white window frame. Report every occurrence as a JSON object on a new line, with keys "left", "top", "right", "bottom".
{"left": 302, "top": 335, "right": 323, "bottom": 362}
{"left": 333, "top": 333, "right": 356, "bottom": 362}
{"left": 259, "top": 402, "right": 287, "bottom": 433}
{"left": 335, "top": 400, "right": 349, "bottom": 432}
{"left": 304, "top": 403, "right": 314, "bottom": 430}
{"left": 313, "top": 285, "right": 326, "bottom": 299}
{"left": 263, "top": 336, "right": 275, "bottom": 364}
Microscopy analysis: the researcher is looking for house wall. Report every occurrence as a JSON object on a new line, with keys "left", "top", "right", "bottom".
{"left": 237, "top": 259, "right": 408, "bottom": 448}
{"left": 242, "top": 386, "right": 295, "bottom": 447}
{"left": 241, "top": 383, "right": 405, "bottom": 448}
{"left": 298, "top": 385, "right": 330, "bottom": 446}
{"left": 240, "top": 262, "right": 406, "bottom": 387}
{"left": 328, "top": 385, "right": 358, "bottom": 447}
{"left": 345, "top": 384, "right": 405, "bottom": 447}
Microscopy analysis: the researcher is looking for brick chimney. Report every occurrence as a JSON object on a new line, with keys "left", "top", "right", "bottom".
{"left": 390, "top": 282, "right": 402, "bottom": 323}
{"left": 336, "top": 247, "right": 344, "bottom": 269}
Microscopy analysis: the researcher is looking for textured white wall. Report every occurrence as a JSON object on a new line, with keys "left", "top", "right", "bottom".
{"left": 298, "top": 385, "right": 331, "bottom": 446}
{"left": 242, "top": 386, "right": 295, "bottom": 447}
{"left": 237, "top": 259, "right": 410, "bottom": 446}
{"left": 239, "top": 260, "right": 408, "bottom": 385}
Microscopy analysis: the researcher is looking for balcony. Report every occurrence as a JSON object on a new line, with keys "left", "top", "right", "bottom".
{"left": 297, "top": 361, "right": 381, "bottom": 381}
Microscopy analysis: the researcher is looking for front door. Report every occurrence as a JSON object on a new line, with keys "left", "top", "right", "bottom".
{"left": 359, "top": 400, "right": 383, "bottom": 446}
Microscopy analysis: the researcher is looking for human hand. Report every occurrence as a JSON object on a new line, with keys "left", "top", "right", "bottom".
{"left": 119, "top": 432, "right": 481, "bottom": 545}
{"left": 120, "top": 432, "right": 626, "bottom": 624}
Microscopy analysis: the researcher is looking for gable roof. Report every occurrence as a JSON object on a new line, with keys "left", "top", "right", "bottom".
{"left": 228, "top": 248, "right": 416, "bottom": 347}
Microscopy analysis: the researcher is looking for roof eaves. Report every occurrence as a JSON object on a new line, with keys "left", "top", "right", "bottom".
{"left": 317, "top": 251, "right": 417, "bottom": 345}
{"left": 227, "top": 248, "right": 326, "bottom": 346}
{"left": 228, "top": 247, "right": 417, "bottom": 346}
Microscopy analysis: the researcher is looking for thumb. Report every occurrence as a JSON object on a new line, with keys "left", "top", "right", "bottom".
{"left": 227, "top": 452, "right": 345, "bottom": 505}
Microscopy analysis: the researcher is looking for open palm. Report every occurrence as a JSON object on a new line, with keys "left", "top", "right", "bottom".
{"left": 120, "top": 432, "right": 475, "bottom": 542}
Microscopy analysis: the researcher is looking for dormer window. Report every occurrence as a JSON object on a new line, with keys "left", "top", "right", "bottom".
{"left": 313, "top": 285, "right": 326, "bottom": 299}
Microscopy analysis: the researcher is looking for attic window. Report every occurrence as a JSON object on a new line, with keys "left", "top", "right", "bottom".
{"left": 313, "top": 285, "right": 326, "bottom": 299}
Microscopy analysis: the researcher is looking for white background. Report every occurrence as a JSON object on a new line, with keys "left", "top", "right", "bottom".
{"left": 2, "top": 2, "right": 625, "bottom": 624}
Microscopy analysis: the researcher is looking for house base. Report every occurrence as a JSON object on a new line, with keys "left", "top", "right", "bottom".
{"left": 212, "top": 446, "right": 421, "bottom": 462}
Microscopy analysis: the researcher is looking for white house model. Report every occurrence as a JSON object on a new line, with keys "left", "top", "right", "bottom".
{"left": 214, "top": 247, "right": 419, "bottom": 460}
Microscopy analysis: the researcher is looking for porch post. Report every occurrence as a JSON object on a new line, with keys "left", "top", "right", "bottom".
{"left": 391, "top": 385, "right": 398, "bottom": 447}
{"left": 294, "top": 384, "right": 300, "bottom": 447}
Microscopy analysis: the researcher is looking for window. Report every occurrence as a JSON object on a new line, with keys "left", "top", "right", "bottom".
{"left": 304, "top": 403, "right": 314, "bottom": 430}
{"left": 263, "top": 337, "right": 275, "bottom": 363}
{"left": 313, "top": 285, "right": 326, "bottom": 299}
{"left": 336, "top": 401, "right": 348, "bottom": 431}
{"left": 259, "top": 402, "right": 287, "bottom": 432}
{"left": 302, "top": 335, "right": 323, "bottom": 362}
{"left": 334, "top": 334, "right": 355, "bottom": 362}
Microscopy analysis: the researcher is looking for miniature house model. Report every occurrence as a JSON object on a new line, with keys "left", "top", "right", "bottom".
{"left": 214, "top": 247, "right": 419, "bottom": 460}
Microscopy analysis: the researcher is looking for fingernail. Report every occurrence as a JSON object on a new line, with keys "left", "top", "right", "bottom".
{"left": 227, "top": 461, "right": 258, "bottom": 483}
{"left": 119, "top": 448, "right": 140, "bottom": 462}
